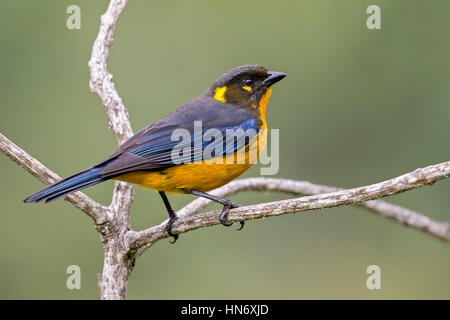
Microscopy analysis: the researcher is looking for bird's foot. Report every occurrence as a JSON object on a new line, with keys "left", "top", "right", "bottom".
{"left": 219, "top": 201, "right": 245, "bottom": 230}
{"left": 165, "top": 213, "right": 179, "bottom": 244}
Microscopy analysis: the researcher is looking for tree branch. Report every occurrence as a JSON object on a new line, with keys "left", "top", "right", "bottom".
{"left": 87, "top": 0, "right": 134, "bottom": 300}
{"left": 126, "top": 161, "right": 450, "bottom": 253}
{"left": 174, "top": 178, "right": 450, "bottom": 241}
{"left": 88, "top": 0, "right": 133, "bottom": 146}
{"left": 0, "top": 133, "right": 106, "bottom": 223}
{"left": 88, "top": 0, "right": 134, "bottom": 219}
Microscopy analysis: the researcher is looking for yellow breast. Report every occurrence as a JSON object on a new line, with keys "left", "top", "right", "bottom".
{"left": 114, "top": 134, "right": 266, "bottom": 193}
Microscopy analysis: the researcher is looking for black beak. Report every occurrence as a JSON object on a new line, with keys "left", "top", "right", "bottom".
{"left": 263, "top": 71, "right": 287, "bottom": 87}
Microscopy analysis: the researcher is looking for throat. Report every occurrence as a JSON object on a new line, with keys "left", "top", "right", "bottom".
{"left": 259, "top": 87, "right": 272, "bottom": 122}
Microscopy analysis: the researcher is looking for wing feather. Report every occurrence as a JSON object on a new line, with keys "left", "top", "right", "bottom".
{"left": 100, "top": 96, "right": 261, "bottom": 178}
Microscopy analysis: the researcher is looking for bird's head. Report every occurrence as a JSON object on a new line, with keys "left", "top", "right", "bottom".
{"left": 205, "top": 65, "right": 286, "bottom": 116}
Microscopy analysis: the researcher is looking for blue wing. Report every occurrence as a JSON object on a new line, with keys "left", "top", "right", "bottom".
{"left": 99, "top": 96, "right": 261, "bottom": 177}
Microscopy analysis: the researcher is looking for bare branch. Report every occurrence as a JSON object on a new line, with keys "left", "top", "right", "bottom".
{"left": 88, "top": 0, "right": 134, "bottom": 218}
{"left": 174, "top": 177, "right": 450, "bottom": 241}
{"left": 0, "top": 133, "right": 106, "bottom": 223}
{"left": 88, "top": 0, "right": 133, "bottom": 300}
{"left": 88, "top": 0, "right": 133, "bottom": 145}
{"left": 126, "top": 161, "right": 450, "bottom": 251}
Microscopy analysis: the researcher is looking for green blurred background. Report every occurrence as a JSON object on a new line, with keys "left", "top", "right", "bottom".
{"left": 1, "top": 0, "right": 449, "bottom": 299}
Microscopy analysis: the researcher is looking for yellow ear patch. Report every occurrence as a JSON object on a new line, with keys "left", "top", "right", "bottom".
{"left": 214, "top": 86, "right": 227, "bottom": 103}
{"left": 242, "top": 86, "right": 252, "bottom": 92}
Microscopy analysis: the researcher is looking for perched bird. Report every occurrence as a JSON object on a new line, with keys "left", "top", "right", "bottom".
{"left": 24, "top": 65, "right": 286, "bottom": 242}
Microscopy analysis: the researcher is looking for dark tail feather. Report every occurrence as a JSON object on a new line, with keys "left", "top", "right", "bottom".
{"left": 24, "top": 165, "right": 107, "bottom": 204}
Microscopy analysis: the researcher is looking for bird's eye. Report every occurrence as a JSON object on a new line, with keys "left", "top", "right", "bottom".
{"left": 242, "top": 79, "right": 253, "bottom": 92}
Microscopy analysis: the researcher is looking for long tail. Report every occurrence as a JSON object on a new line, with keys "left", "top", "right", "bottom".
{"left": 24, "top": 165, "right": 108, "bottom": 204}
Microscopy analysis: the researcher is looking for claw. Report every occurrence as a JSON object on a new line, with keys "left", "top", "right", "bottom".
{"left": 236, "top": 220, "right": 245, "bottom": 231}
{"left": 219, "top": 202, "right": 243, "bottom": 228}
{"left": 220, "top": 219, "right": 233, "bottom": 227}
{"left": 219, "top": 205, "right": 233, "bottom": 227}
{"left": 165, "top": 214, "right": 179, "bottom": 244}
{"left": 168, "top": 233, "right": 179, "bottom": 244}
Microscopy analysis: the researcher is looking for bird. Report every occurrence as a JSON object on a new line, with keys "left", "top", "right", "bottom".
{"left": 24, "top": 64, "right": 286, "bottom": 243}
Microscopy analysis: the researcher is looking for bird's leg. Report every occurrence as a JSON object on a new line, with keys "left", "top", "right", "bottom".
{"left": 188, "top": 189, "right": 245, "bottom": 230}
{"left": 158, "top": 191, "right": 179, "bottom": 244}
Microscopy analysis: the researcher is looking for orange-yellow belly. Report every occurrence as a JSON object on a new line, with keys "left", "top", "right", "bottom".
{"left": 114, "top": 162, "right": 252, "bottom": 193}
{"left": 114, "top": 129, "right": 267, "bottom": 193}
